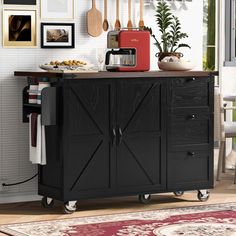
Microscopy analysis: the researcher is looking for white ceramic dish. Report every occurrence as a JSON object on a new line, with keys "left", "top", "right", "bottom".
{"left": 39, "top": 64, "right": 83, "bottom": 71}
{"left": 158, "top": 61, "right": 195, "bottom": 71}
{"left": 39, "top": 64, "right": 98, "bottom": 72}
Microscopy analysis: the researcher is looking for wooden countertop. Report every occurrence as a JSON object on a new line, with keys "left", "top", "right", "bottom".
{"left": 14, "top": 70, "right": 219, "bottom": 79}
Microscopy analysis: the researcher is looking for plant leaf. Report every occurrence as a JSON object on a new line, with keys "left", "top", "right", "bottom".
{"left": 144, "top": 1, "right": 190, "bottom": 53}
{"left": 174, "top": 44, "right": 191, "bottom": 52}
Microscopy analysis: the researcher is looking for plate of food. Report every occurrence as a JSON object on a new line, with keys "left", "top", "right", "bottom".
{"left": 40, "top": 60, "right": 98, "bottom": 73}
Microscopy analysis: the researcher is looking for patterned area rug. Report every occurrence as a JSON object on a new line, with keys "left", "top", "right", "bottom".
{"left": 0, "top": 203, "right": 236, "bottom": 236}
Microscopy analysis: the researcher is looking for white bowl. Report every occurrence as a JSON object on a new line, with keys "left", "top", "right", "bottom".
{"left": 158, "top": 61, "right": 195, "bottom": 71}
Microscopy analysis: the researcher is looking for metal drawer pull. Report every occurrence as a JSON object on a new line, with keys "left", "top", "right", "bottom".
{"left": 189, "top": 114, "right": 196, "bottom": 120}
{"left": 187, "top": 77, "right": 196, "bottom": 82}
{"left": 118, "top": 128, "right": 123, "bottom": 145}
{"left": 188, "top": 151, "right": 195, "bottom": 156}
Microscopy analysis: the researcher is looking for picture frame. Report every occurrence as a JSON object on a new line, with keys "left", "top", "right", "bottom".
{"left": 41, "top": 23, "right": 75, "bottom": 48}
{"left": 41, "top": 0, "right": 74, "bottom": 20}
{"left": 3, "top": 0, "right": 36, "bottom": 5}
{"left": 3, "top": 9, "right": 37, "bottom": 48}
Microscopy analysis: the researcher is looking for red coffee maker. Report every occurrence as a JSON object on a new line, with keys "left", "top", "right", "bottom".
{"left": 105, "top": 29, "right": 150, "bottom": 72}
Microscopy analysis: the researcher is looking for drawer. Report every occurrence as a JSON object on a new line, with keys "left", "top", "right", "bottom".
{"left": 167, "top": 149, "right": 213, "bottom": 189}
{"left": 168, "top": 108, "right": 212, "bottom": 148}
{"left": 170, "top": 77, "right": 210, "bottom": 107}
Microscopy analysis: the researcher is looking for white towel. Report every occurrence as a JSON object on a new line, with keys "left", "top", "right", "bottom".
{"left": 29, "top": 114, "right": 47, "bottom": 165}
{"left": 41, "top": 123, "right": 46, "bottom": 165}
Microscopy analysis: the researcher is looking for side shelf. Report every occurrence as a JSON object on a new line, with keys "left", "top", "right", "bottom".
{"left": 22, "top": 86, "right": 41, "bottom": 123}
{"left": 22, "top": 86, "right": 57, "bottom": 126}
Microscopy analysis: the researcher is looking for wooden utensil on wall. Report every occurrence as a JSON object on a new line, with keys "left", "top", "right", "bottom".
{"left": 127, "top": 0, "right": 133, "bottom": 29}
{"left": 115, "top": 0, "right": 121, "bottom": 30}
{"left": 103, "top": 0, "right": 109, "bottom": 31}
{"left": 87, "top": 0, "right": 103, "bottom": 37}
{"left": 139, "top": 0, "right": 144, "bottom": 29}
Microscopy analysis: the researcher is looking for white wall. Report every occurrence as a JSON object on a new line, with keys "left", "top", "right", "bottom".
{"left": 147, "top": 0, "right": 203, "bottom": 70}
{"left": 0, "top": 0, "right": 204, "bottom": 203}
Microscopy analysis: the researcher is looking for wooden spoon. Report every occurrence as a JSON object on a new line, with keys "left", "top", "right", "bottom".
{"left": 87, "top": 0, "right": 103, "bottom": 37}
{"left": 103, "top": 0, "right": 109, "bottom": 31}
{"left": 139, "top": 0, "right": 144, "bottom": 29}
{"left": 127, "top": 0, "right": 133, "bottom": 29}
{"left": 115, "top": 0, "right": 121, "bottom": 31}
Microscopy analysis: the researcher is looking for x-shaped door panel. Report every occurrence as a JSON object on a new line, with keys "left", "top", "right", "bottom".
{"left": 64, "top": 82, "right": 112, "bottom": 195}
{"left": 116, "top": 81, "right": 163, "bottom": 189}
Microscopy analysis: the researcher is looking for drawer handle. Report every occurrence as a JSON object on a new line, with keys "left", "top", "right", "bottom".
{"left": 188, "top": 151, "right": 196, "bottom": 156}
{"left": 189, "top": 114, "right": 196, "bottom": 120}
{"left": 187, "top": 77, "right": 196, "bottom": 82}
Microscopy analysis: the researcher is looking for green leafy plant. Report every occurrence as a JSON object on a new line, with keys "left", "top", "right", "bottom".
{"left": 145, "top": 1, "right": 191, "bottom": 53}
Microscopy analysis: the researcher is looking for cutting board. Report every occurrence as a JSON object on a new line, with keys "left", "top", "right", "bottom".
{"left": 87, "top": 0, "right": 103, "bottom": 37}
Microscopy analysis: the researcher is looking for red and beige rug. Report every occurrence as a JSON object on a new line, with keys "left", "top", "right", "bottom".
{"left": 0, "top": 203, "right": 236, "bottom": 236}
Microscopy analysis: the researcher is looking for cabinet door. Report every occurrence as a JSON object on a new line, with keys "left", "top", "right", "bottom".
{"left": 116, "top": 80, "right": 166, "bottom": 192}
{"left": 63, "top": 80, "right": 115, "bottom": 199}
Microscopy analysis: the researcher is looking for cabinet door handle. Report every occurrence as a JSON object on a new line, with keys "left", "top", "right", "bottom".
{"left": 112, "top": 128, "right": 116, "bottom": 146}
{"left": 188, "top": 151, "right": 195, "bottom": 156}
{"left": 118, "top": 128, "right": 123, "bottom": 145}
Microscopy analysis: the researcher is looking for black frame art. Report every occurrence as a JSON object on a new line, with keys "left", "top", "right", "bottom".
{"left": 3, "top": 0, "right": 36, "bottom": 5}
{"left": 41, "top": 23, "right": 75, "bottom": 49}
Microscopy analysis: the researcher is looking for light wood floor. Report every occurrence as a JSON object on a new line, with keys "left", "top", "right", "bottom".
{"left": 0, "top": 171, "right": 236, "bottom": 224}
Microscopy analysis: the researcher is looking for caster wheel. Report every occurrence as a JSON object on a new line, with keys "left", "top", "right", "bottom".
{"left": 138, "top": 194, "right": 151, "bottom": 204}
{"left": 63, "top": 201, "right": 77, "bottom": 214}
{"left": 41, "top": 197, "right": 54, "bottom": 208}
{"left": 173, "top": 191, "right": 184, "bottom": 197}
{"left": 197, "top": 191, "right": 210, "bottom": 202}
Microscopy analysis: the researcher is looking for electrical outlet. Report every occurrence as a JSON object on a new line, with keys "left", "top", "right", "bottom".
{"left": 0, "top": 179, "right": 9, "bottom": 192}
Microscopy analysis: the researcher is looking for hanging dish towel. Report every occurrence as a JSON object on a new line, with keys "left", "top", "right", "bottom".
{"left": 31, "top": 113, "right": 38, "bottom": 147}
{"left": 29, "top": 113, "right": 47, "bottom": 165}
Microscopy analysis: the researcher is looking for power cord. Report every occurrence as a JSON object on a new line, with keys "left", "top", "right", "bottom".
{"left": 2, "top": 173, "right": 38, "bottom": 187}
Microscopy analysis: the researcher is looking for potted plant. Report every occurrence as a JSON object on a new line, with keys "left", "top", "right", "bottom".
{"left": 145, "top": 1, "right": 191, "bottom": 62}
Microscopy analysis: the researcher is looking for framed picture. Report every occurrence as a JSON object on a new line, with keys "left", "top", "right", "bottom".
{"left": 3, "top": 0, "right": 36, "bottom": 5}
{"left": 3, "top": 9, "right": 37, "bottom": 47}
{"left": 41, "top": 0, "right": 74, "bottom": 20}
{"left": 41, "top": 23, "right": 75, "bottom": 48}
